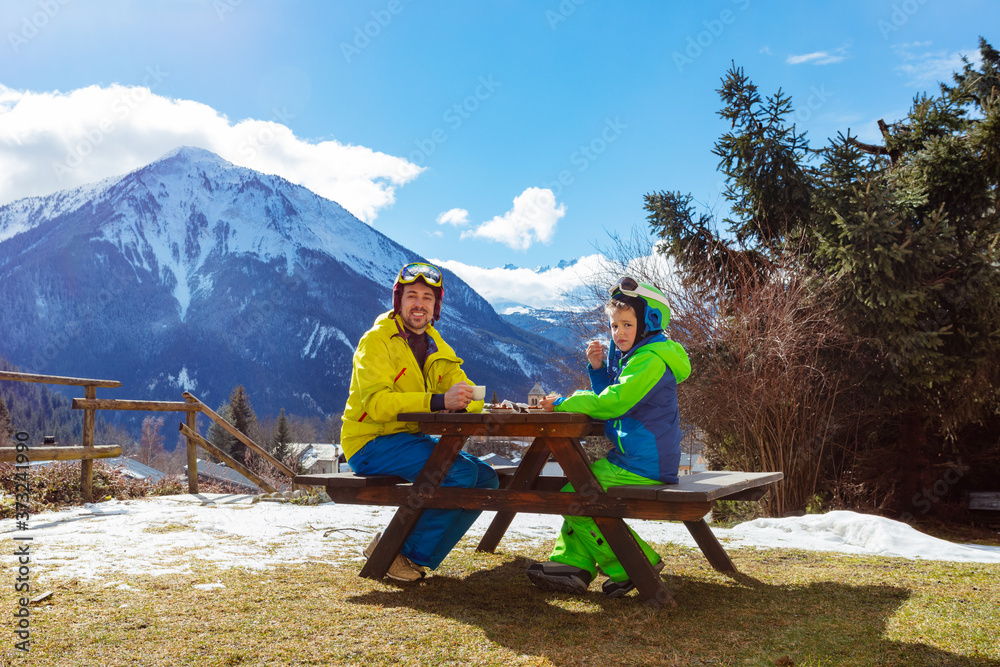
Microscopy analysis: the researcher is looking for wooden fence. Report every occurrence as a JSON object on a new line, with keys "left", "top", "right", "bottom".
{"left": 0, "top": 370, "right": 295, "bottom": 500}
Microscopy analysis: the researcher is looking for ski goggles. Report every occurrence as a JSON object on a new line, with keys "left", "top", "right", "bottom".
{"left": 609, "top": 276, "right": 661, "bottom": 302}
{"left": 397, "top": 262, "right": 443, "bottom": 287}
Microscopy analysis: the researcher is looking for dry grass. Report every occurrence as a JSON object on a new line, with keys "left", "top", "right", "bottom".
{"left": 6, "top": 538, "right": 999, "bottom": 667}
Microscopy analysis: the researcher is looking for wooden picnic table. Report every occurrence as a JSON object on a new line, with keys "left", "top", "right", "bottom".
{"left": 295, "top": 410, "right": 782, "bottom": 607}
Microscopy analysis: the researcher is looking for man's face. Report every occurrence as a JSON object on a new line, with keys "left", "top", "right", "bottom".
{"left": 399, "top": 281, "right": 437, "bottom": 333}
{"left": 609, "top": 306, "right": 638, "bottom": 352}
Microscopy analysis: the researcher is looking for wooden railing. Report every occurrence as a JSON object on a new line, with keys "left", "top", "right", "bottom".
{"left": 0, "top": 370, "right": 296, "bottom": 499}
{"left": 176, "top": 391, "right": 298, "bottom": 493}
{"left": 0, "top": 370, "right": 122, "bottom": 501}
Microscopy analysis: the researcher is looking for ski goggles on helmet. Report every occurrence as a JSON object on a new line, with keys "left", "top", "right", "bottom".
{"left": 397, "top": 262, "right": 443, "bottom": 288}
{"left": 609, "top": 276, "right": 660, "bottom": 302}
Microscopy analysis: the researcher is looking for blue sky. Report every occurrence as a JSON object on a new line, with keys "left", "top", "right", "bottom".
{"left": 0, "top": 0, "right": 993, "bottom": 308}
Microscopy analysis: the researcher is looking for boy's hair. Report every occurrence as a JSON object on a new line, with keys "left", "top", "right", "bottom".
{"left": 605, "top": 294, "right": 648, "bottom": 336}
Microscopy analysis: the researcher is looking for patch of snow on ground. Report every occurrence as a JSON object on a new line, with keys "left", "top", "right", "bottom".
{"left": 2, "top": 498, "right": 998, "bottom": 582}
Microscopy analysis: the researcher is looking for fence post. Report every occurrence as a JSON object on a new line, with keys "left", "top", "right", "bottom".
{"left": 80, "top": 384, "right": 96, "bottom": 502}
{"left": 184, "top": 395, "right": 199, "bottom": 493}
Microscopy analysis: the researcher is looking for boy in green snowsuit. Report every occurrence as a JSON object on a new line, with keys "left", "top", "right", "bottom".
{"left": 527, "top": 277, "right": 691, "bottom": 597}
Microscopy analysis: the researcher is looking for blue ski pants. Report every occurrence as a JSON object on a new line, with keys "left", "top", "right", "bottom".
{"left": 348, "top": 431, "right": 499, "bottom": 569}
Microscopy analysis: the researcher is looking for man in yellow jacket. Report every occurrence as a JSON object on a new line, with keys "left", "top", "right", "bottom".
{"left": 341, "top": 262, "right": 499, "bottom": 581}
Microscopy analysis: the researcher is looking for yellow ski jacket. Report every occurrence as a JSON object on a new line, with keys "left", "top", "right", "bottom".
{"left": 340, "top": 311, "right": 483, "bottom": 460}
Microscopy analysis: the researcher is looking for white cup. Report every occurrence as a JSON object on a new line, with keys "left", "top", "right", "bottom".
{"left": 471, "top": 385, "right": 486, "bottom": 401}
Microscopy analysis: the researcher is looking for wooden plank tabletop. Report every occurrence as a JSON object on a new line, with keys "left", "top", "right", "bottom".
{"left": 396, "top": 411, "right": 605, "bottom": 437}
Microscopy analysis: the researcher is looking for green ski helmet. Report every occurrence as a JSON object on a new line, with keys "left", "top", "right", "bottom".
{"left": 609, "top": 276, "right": 671, "bottom": 335}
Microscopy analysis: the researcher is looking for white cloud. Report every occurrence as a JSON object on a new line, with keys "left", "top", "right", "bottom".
{"left": 786, "top": 46, "right": 849, "bottom": 65}
{"left": 433, "top": 244, "right": 677, "bottom": 311}
{"left": 436, "top": 208, "right": 469, "bottom": 226}
{"left": 433, "top": 254, "right": 606, "bottom": 310}
{"left": 461, "top": 187, "right": 566, "bottom": 251}
{"left": 892, "top": 43, "right": 982, "bottom": 87}
{"left": 0, "top": 83, "right": 423, "bottom": 222}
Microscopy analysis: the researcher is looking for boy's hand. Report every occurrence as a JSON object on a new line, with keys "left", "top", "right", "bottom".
{"left": 540, "top": 395, "right": 561, "bottom": 412}
{"left": 444, "top": 383, "right": 475, "bottom": 410}
{"left": 586, "top": 340, "right": 605, "bottom": 369}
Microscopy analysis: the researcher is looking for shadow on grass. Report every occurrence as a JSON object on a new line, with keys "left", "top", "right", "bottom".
{"left": 347, "top": 556, "right": 994, "bottom": 666}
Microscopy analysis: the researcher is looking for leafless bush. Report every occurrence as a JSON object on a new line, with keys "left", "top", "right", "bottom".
{"left": 244, "top": 449, "right": 301, "bottom": 493}
{"left": 0, "top": 461, "right": 185, "bottom": 516}
{"left": 581, "top": 228, "right": 862, "bottom": 515}
{"left": 673, "top": 258, "right": 862, "bottom": 515}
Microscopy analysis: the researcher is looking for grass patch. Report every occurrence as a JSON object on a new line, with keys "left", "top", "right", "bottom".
{"left": 142, "top": 522, "right": 192, "bottom": 534}
{"left": 7, "top": 540, "right": 999, "bottom": 666}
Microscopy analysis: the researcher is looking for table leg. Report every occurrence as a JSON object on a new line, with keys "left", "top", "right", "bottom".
{"left": 684, "top": 518, "right": 738, "bottom": 574}
{"left": 477, "top": 436, "right": 552, "bottom": 552}
{"left": 596, "top": 517, "right": 677, "bottom": 608}
{"left": 359, "top": 434, "right": 467, "bottom": 580}
{"left": 547, "top": 437, "right": 676, "bottom": 607}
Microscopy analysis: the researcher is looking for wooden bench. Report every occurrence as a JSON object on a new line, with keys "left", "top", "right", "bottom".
{"left": 296, "top": 468, "right": 783, "bottom": 586}
{"left": 970, "top": 491, "right": 1000, "bottom": 526}
{"left": 297, "top": 411, "right": 782, "bottom": 606}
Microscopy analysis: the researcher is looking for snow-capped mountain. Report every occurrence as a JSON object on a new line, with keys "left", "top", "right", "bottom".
{"left": 0, "top": 147, "right": 573, "bottom": 423}
{"left": 498, "top": 304, "right": 591, "bottom": 350}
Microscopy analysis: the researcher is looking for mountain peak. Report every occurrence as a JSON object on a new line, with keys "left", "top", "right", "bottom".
{"left": 147, "top": 146, "right": 236, "bottom": 175}
{"left": 157, "top": 145, "right": 228, "bottom": 164}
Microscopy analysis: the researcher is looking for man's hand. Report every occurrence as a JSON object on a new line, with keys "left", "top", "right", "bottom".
{"left": 443, "top": 382, "right": 476, "bottom": 411}
{"left": 540, "top": 394, "right": 562, "bottom": 412}
{"left": 586, "top": 340, "right": 605, "bottom": 369}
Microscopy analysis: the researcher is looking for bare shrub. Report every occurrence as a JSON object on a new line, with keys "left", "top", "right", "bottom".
{"left": 582, "top": 229, "right": 861, "bottom": 516}
{"left": 244, "top": 449, "right": 301, "bottom": 493}
{"left": 0, "top": 460, "right": 184, "bottom": 517}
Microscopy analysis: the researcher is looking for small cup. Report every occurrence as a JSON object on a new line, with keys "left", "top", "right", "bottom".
{"left": 471, "top": 385, "right": 486, "bottom": 401}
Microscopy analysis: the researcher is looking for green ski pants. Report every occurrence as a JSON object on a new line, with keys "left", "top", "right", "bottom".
{"left": 549, "top": 457, "right": 663, "bottom": 582}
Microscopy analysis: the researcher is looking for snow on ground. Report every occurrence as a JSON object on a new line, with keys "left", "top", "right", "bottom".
{"left": 2, "top": 497, "right": 998, "bottom": 581}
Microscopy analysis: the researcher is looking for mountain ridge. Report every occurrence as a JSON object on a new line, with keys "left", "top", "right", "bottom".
{"left": 0, "top": 147, "right": 574, "bottom": 426}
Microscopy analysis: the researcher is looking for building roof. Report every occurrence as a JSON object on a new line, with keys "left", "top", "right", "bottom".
{"left": 288, "top": 442, "right": 341, "bottom": 470}
{"left": 190, "top": 459, "right": 258, "bottom": 492}
{"left": 528, "top": 382, "right": 545, "bottom": 396}
{"left": 478, "top": 453, "right": 516, "bottom": 468}
{"left": 101, "top": 457, "right": 170, "bottom": 482}
{"left": 28, "top": 456, "right": 169, "bottom": 483}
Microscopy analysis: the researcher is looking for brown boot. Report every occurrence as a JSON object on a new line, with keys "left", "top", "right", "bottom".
{"left": 364, "top": 532, "right": 426, "bottom": 581}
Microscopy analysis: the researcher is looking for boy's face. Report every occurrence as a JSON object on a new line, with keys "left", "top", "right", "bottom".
{"left": 609, "top": 306, "right": 638, "bottom": 352}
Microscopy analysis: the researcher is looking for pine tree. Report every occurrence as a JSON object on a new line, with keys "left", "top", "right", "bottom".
{"left": 0, "top": 395, "right": 13, "bottom": 447}
{"left": 226, "top": 385, "right": 257, "bottom": 465}
{"left": 207, "top": 402, "right": 233, "bottom": 464}
{"left": 271, "top": 408, "right": 292, "bottom": 463}
{"left": 647, "top": 41, "right": 1000, "bottom": 514}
